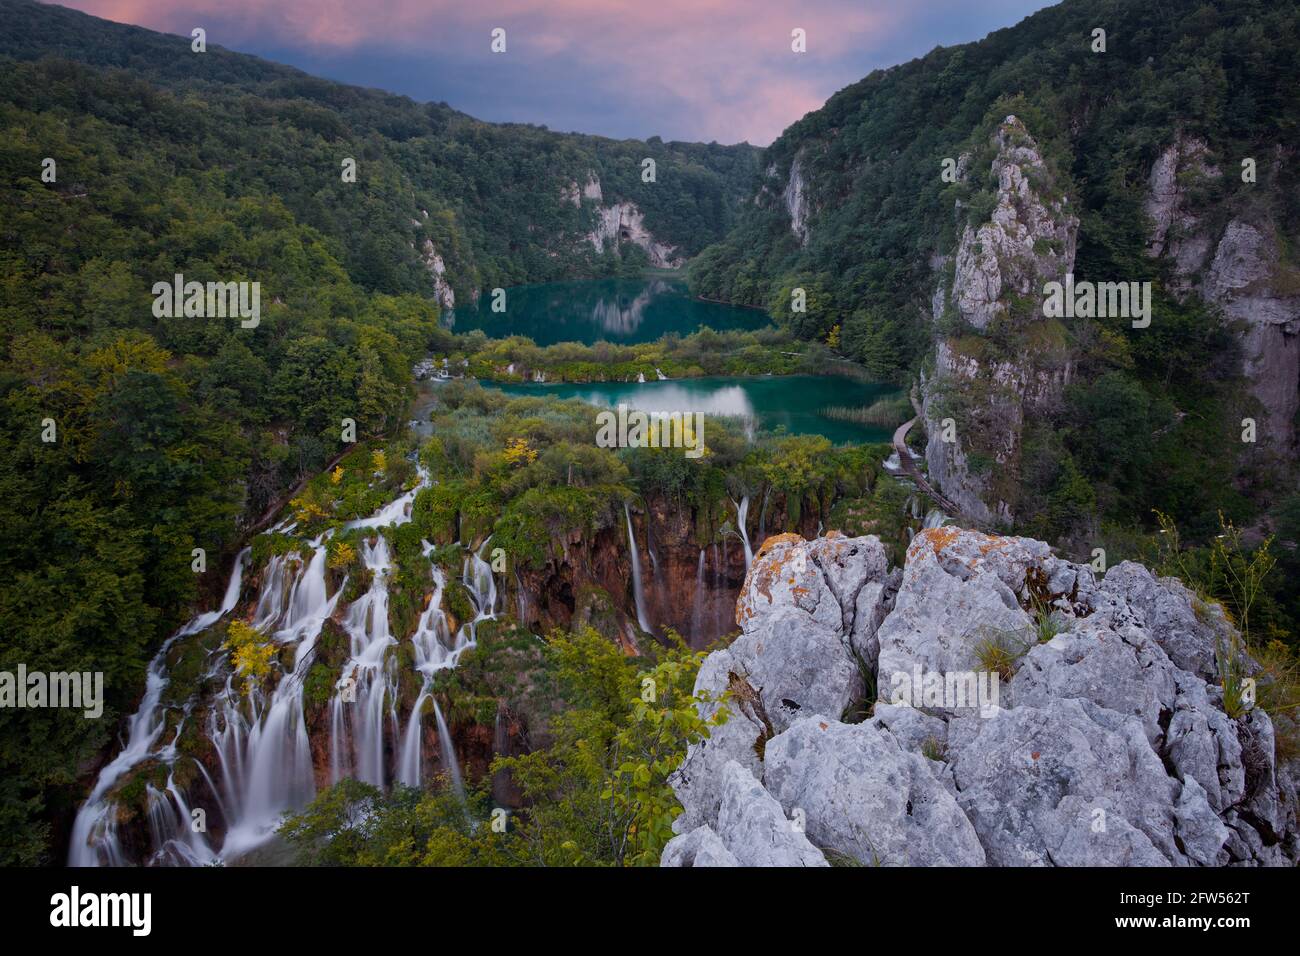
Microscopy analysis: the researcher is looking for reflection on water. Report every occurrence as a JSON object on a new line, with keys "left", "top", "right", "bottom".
{"left": 489, "top": 375, "right": 903, "bottom": 446}
{"left": 569, "top": 383, "right": 756, "bottom": 421}
{"left": 446, "top": 277, "right": 768, "bottom": 346}
{"left": 590, "top": 283, "right": 658, "bottom": 336}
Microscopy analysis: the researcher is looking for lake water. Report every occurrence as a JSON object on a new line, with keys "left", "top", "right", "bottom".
{"left": 445, "top": 277, "right": 769, "bottom": 345}
{"left": 488, "top": 375, "right": 900, "bottom": 445}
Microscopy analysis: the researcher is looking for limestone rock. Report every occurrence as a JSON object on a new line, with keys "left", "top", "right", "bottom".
{"left": 764, "top": 716, "right": 984, "bottom": 866}
{"left": 713, "top": 761, "right": 827, "bottom": 867}
{"left": 660, "top": 825, "right": 739, "bottom": 867}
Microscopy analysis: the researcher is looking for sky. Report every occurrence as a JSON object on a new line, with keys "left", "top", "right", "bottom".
{"left": 58, "top": 1, "right": 1054, "bottom": 145}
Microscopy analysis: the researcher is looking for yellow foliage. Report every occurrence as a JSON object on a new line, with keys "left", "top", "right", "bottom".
{"left": 328, "top": 540, "right": 356, "bottom": 570}
{"left": 330, "top": 466, "right": 345, "bottom": 484}
{"left": 290, "top": 491, "right": 331, "bottom": 524}
{"left": 372, "top": 450, "right": 387, "bottom": 474}
{"left": 224, "top": 620, "right": 275, "bottom": 694}
{"left": 826, "top": 324, "right": 841, "bottom": 350}
{"left": 504, "top": 437, "right": 538, "bottom": 466}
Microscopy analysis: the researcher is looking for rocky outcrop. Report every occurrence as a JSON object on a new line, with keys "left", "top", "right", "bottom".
{"left": 1144, "top": 135, "right": 1300, "bottom": 456}
{"left": 782, "top": 151, "right": 811, "bottom": 246}
{"left": 586, "top": 200, "right": 682, "bottom": 268}
{"left": 948, "top": 120, "right": 1077, "bottom": 331}
{"left": 1144, "top": 135, "right": 1219, "bottom": 289}
{"left": 419, "top": 239, "right": 455, "bottom": 309}
{"left": 669, "top": 532, "right": 896, "bottom": 833}
{"left": 922, "top": 116, "right": 1077, "bottom": 525}
{"left": 664, "top": 526, "right": 1300, "bottom": 867}
{"left": 560, "top": 172, "right": 603, "bottom": 208}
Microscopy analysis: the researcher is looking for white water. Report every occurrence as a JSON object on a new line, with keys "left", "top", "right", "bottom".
{"left": 213, "top": 541, "right": 340, "bottom": 858}
{"left": 433, "top": 698, "right": 464, "bottom": 802}
{"left": 732, "top": 495, "right": 753, "bottom": 573}
{"left": 923, "top": 508, "right": 949, "bottom": 529}
{"left": 398, "top": 561, "right": 459, "bottom": 787}
{"left": 624, "top": 504, "right": 653, "bottom": 633}
{"left": 344, "top": 465, "right": 430, "bottom": 530}
{"left": 330, "top": 536, "right": 398, "bottom": 788}
{"left": 71, "top": 458, "right": 505, "bottom": 865}
{"left": 69, "top": 550, "right": 248, "bottom": 866}
{"left": 396, "top": 539, "right": 497, "bottom": 789}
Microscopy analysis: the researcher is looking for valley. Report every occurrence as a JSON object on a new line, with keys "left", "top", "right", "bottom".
{"left": 1, "top": 0, "right": 1297, "bottom": 873}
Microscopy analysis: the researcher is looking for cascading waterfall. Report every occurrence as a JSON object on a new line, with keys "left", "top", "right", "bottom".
{"left": 145, "top": 776, "right": 217, "bottom": 866}
{"left": 214, "top": 540, "right": 340, "bottom": 858}
{"left": 68, "top": 550, "right": 248, "bottom": 866}
{"left": 71, "top": 457, "right": 504, "bottom": 865}
{"left": 461, "top": 539, "right": 499, "bottom": 641}
{"left": 624, "top": 504, "right": 653, "bottom": 634}
{"left": 344, "top": 465, "right": 430, "bottom": 530}
{"left": 330, "top": 536, "right": 398, "bottom": 788}
{"left": 732, "top": 495, "right": 753, "bottom": 573}
{"left": 433, "top": 698, "right": 465, "bottom": 801}
{"left": 397, "top": 540, "right": 497, "bottom": 789}
{"left": 923, "top": 508, "right": 949, "bottom": 529}
{"left": 398, "top": 560, "right": 458, "bottom": 787}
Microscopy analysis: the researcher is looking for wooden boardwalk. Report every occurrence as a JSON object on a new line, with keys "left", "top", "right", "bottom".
{"left": 891, "top": 415, "right": 966, "bottom": 521}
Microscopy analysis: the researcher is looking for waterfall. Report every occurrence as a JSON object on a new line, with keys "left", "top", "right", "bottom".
{"left": 398, "top": 560, "right": 465, "bottom": 787}
{"left": 344, "top": 465, "right": 430, "bottom": 530}
{"left": 491, "top": 701, "right": 510, "bottom": 805}
{"left": 732, "top": 495, "right": 753, "bottom": 573}
{"left": 461, "top": 540, "right": 498, "bottom": 641}
{"left": 397, "top": 691, "right": 429, "bottom": 788}
{"left": 71, "top": 460, "right": 499, "bottom": 866}
{"left": 691, "top": 549, "right": 706, "bottom": 642}
{"left": 68, "top": 550, "right": 247, "bottom": 866}
{"left": 330, "top": 536, "right": 398, "bottom": 789}
{"left": 144, "top": 776, "right": 218, "bottom": 866}
{"left": 214, "top": 541, "right": 340, "bottom": 859}
{"left": 623, "top": 504, "right": 653, "bottom": 633}
{"left": 923, "top": 508, "right": 949, "bottom": 529}
{"left": 513, "top": 568, "right": 530, "bottom": 626}
{"left": 433, "top": 698, "right": 464, "bottom": 802}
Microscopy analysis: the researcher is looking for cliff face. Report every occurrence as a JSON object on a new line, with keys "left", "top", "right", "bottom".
{"left": 664, "top": 527, "right": 1300, "bottom": 867}
{"left": 509, "top": 494, "right": 819, "bottom": 650}
{"left": 1145, "top": 135, "right": 1300, "bottom": 457}
{"left": 586, "top": 196, "right": 684, "bottom": 269}
{"left": 922, "top": 116, "right": 1077, "bottom": 525}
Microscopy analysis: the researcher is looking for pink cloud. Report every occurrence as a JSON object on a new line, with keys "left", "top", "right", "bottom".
{"left": 58, "top": 1, "right": 966, "bottom": 143}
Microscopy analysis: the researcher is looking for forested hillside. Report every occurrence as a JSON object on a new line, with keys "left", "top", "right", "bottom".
{"left": 0, "top": 0, "right": 760, "bottom": 301}
{"left": 0, "top": 0, "right": 760, "bottom": 863}
{"left": 690, "top": 0, "right": 1299, "bottom": 555}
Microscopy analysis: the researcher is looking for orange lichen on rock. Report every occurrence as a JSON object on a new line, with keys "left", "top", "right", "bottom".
{"left": 757, "top": 532, "right": 804, "bottom": 557}
{"left": 737, "top": 534, "right": 808, "bottom": 627}
{"left": 909, "top": 525, "right": 964, "bottom": 557}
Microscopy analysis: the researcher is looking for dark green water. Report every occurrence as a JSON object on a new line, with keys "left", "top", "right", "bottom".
{"left": 487, "top": 375, "right": 900, "bottom": 445}
{"left": 446, "top": 277, "right": 769, "bottom": 345}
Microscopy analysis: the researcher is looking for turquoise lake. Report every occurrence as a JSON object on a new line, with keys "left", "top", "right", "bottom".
{"left": 487, "top": 375, "right": 900, "bottom": 445}
{"left": 446, "top": 276, "right": 770, "bottom": 345}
